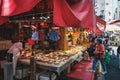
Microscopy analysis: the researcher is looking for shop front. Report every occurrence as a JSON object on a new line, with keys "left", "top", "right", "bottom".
{"left": 0, "top": 0, "right": 96, "bottom": 80}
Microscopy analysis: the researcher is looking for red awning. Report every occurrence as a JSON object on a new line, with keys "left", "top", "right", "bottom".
{"left": 53, "top": 0, "right": 95, "bottom": 29}
{"left": 96, "top": 16, "right": 106, "bottom": 34}
{"left": 88, "top": 16, "right": 106, "bottom": 35}
{"left": 0, "top": 0, "right": 41, "bottom": 16}
{"left": 0, "top": 16, "right": 9, "bottom": 25}
{"left": 0, "top": 0, "right": 41, "bottom": 25}
{"left": 109, "top": 20, "right": 120, "bottom": 26}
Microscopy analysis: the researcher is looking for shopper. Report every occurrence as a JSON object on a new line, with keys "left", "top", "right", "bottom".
{"left": 90, "top": 38, "right": 107, "bottom": 74}
{"left": 87, "top": 37, "right": 96, "bottom": 57}
{"left": 117, "top": 45, "right": 120, "bottom": 69}
{"left": 117, "top": 46, "right": 120, "bottom": 57}
{"left": 105, "top": 49, "right": 110, "bottom": 66}
{"left": 104, "top": 36, "right": 110, "bottom": 49}
{"left": 108, "top": 46, "right": 115, "bottom": 59}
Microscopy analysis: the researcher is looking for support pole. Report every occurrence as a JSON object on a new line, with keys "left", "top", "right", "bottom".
{"left": 58, "top": 27, "right": 68, "bottom": 50}
{"left": 30, "top": 53, "right": 36, "bottom": 80}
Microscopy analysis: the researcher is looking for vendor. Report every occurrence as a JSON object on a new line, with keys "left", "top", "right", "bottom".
{"left": 7, "top": 40, "right": 23, "bottom": 75}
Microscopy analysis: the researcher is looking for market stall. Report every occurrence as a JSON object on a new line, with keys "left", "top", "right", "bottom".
{"left": 0, "top": 0, "right": 95, "bottom": 80}
{"left": 106, "top": 24, "right": 120, "bottom": 31}
{"left": 18, "top": 46, "right": 86, "bottom": 79}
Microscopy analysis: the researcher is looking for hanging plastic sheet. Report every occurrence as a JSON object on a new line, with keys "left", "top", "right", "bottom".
{"left": 0, "top": 16, "right": 9, "bottom": 25}
{"left": 0, "top": 0, "right": 41, "bottom": 25}
{"left": 53, "top": 0, "right": 95, "bottom": 29}
{"left": 0, "top": 0, "right": 41, "bottom": 16}
{"left": 96, "top": 16, "right": 106, "bottom": 34}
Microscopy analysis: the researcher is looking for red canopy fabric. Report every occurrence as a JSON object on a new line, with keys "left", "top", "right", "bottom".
{"left": 67, "top": 59, "right": 94, "bottom": 80}
{"left": 0, "top": 16, "right": 9, "bottom": 25}
{"left": 109, "top": 20, "right": 120, "bottom": 26}
{"left": 96, "top": 16, "right": 106, "bottom": 31}
{"left": 96, "top": 16, "right": 106, "bottom": 35}
{"left": 109, "top": 20, "right": 120, "bottom": 24}
{"left": 88, "top": 16, "right": 106, "bottom": 35}
{"left": 0, "top": 0, "right": 41, "bottom": 25}
{"left": 0, "top": 0, "right": 41, "bottom": 16}
{"left": 0, "top": 0, "right": 9, "bottom": 25}
{"left": 53, "top": 0, "right": 95, "bottom": 29}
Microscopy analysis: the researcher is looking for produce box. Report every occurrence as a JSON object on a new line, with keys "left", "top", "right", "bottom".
{"left": 15, "top": 67, "right": 29, "bottom": 79}
{"left": 36, "top": 72, "right": 56, "bottom": 80}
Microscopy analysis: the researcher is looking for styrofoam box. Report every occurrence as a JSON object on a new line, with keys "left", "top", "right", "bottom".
{"left": 36, "top": 72, "right": 56, "bottom": 80}
{"left": 15, "top": 69, "right": 23, "bottom": 79}
{"left": 15, "top": 68, "right": 29, "bottom": 79}
{"left": 23, "top": 68, "right": 29, "bottom": 78}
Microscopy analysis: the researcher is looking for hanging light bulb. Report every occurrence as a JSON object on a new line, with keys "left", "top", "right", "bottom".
{"left": 32, "top": 16, "right": 35, "bottom": 19}
{"left": 40, "top": 17, "right": 43, "bottom": 19}
{"left": 47, "top": 16, "right": 50, "bottom": 19}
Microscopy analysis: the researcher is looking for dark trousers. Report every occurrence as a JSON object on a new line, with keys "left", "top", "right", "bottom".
{"left": 50, "top": 41, "right": 58, "bottom": 50}
{"left": 92, "top": 58, "right": 107, "bottom": 72}
{"left": 7, "top": 53, "right": 13, "bottom": 62}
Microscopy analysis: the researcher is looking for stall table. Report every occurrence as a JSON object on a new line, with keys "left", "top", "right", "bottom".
{"left": 19, "top": 52, "right": 83, "bottom": 80}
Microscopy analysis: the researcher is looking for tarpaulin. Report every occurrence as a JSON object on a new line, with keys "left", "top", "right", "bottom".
{"left": 0, "top": 0, "right": 41, "bottom": 16}
{"left": 66, "top": 59, "right": 94, "bottom": 80}
{"left": 53, "top": 0, "right": 80, "bottom": 27}
{"left": 53, "top": 0, "right": 95, "bottom": 29}
{"left": 109, "top": 20, "right": 120, "bottom": 24}
{"left": 0, "top": 0, "right": 41, "bottom": 25}
{"left": 87, "top": 16, "right": 106, "bottom": 35}
{"left": 96, "top": 16, "right": 106, "bottom": 31}
{"left": 96, "top": 16, "right": 106, "bottom": 35}
{"left": 47, "top": 0, "right": 53, "bottom": 10}
{"left": 109, "top": 20, "right": 120, "bottom": 26}
{"left": 0, "top": 16, "right": 9, "bottom": 25}
{"left": 0, "top": 0, "right": 9, "bottom": 25}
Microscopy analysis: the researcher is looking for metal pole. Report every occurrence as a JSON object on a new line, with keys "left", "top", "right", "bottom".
{"left": 30, "top": 56, "right": 36, "bottom": 80}
{"left": 30, "top": 51, "right": 36, "bottom": 80}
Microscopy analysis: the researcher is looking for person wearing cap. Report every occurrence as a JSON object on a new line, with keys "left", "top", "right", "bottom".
{"left": 90, "top": 38, "right": 107, "bottom": 74}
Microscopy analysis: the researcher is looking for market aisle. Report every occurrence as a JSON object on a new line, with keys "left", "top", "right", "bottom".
{"left": 105, "top": 46, "right": 120, "bottom": 80}
{"left": 112, "top": 46, "right": 118, "bottom": 55}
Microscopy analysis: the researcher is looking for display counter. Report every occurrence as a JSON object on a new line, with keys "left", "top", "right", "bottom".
{"left": 19, "top": 46, "right": 86, "bottom": 79}
{"left": 19, "top": 57, "right": 72, "bottom": 76}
